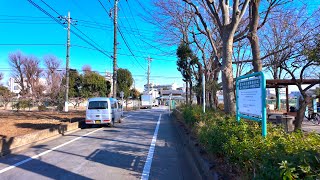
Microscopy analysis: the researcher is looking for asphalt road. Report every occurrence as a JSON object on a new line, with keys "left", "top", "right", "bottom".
{"left": 0, "top": 107, "right": 200, "bottom": 180}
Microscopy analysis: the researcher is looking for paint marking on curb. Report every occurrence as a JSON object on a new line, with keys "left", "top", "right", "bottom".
{"left": 141, "top": 114, "right": 162, "bottom": 180}
{"left": 0, "top": 128, "right": 102, "bottom": 174}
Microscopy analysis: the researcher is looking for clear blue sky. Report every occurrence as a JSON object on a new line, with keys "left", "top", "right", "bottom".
{"left": 0, "top": 0, "right": 182, "bottom": 92}
{"left": 0, "top": 1, "right": 319, "bottom": 92}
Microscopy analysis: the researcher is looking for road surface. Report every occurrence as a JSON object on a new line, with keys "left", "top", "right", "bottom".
{"left": 0, "top": 107, "right": 200, "bottom": 180}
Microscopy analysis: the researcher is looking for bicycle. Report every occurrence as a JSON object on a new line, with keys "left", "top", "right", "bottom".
{"left": 305, "top": 112, "right": 320, "bottom": 125}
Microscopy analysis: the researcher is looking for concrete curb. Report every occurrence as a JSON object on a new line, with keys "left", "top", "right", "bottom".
{"left": 172, "top": 110, "right": 218, "bottom": 180}
{"left": 0, "top": 122, "right": 82, "bottom": 156}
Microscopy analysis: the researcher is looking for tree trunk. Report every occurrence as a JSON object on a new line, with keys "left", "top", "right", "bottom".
{"left": 209, "top": 92, "right": 213, "bottom": 108}
{"left": 295, "top": 96, "right": 308, "bottom": 130}
{"left": 275, "top": 88, "right": 280, "bottom": 110}
{"left": 212, "top": 59, "right": 220, "bottom": 110}
{"left": 248, "top": 0, "right": 262, "bottom": 72}
{"left": 248, "top": 33, "right": 262, "bottom": 72}
{"left": 221, "top": 35, "right": 235, "bottom": 114}
{"left": 189, "top": 80, "right": 193, "bottom": 104}
{"left": 196, "top": 95, "right": 201, "bottom": 105}
{"left": 213, "top": 92, "right": 219, "bottom": 109}
{"left": 185, "top": 82, "right": 188, "bottom": 105}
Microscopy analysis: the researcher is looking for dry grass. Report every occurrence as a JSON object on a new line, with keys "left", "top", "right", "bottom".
{"left": 0, "top": 110, "right": 85, "bottom": 137}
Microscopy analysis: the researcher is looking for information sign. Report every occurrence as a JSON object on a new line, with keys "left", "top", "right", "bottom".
{"left": 236, "top": 72, "right": 267, "bottom": 137}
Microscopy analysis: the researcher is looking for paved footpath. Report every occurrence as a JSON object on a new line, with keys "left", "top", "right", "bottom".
{"left": 0, "top": 108, "right": 200, "bottom": 180}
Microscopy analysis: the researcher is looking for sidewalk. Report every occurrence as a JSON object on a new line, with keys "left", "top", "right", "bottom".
{"left": 302, "top": 121, "right": 320, "bottom": 133}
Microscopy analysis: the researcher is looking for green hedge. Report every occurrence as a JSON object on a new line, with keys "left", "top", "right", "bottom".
{"left": 178, "top": 105, "right": 320, "bottom": 179}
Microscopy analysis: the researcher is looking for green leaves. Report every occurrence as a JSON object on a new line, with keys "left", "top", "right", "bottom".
{"left": 279, "top": 161, "right": 298, "bottom": 180}
{"left": 66, "top": 70, "right": 111, "bottom": 98}
{"left": 117, "top": 68, "right": 133, "bottom": 98}
{"left": 179, "top": 105, "right": 320, "bottom": 179}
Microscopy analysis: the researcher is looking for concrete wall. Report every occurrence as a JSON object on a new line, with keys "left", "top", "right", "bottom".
{"left": 0, "top": 122, "right": 80, "bottom": 156}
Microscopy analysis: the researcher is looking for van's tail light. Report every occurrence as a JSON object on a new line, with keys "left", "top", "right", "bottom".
{"left": 103, "top": 120, "right": 110, "bottom": 122}
{"left": 85, "top": 120, "right": 92, "bottom": 123}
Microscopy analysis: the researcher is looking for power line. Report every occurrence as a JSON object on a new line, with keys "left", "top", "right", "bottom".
{"left": 97, "top": 0, "right": 146, "bottom": 71}
{"left": 118, "top": 3, "right": 147, "bottom": 65}
{"left": 0, "top": 67, "right": 182, "bottom": 79}
{"left": 0, "top": 15, "right": 158, "bottom": 34}
{"left": 0, "top": 43, "right": 65, "bottom": 46}
{"left": 40, "top": 0, "right": 107, "bottom": 52}
{"left": 0, "top": 43, "right": 177, "bottom": 62}
{"left": 27, "top": 0, "right": 112, "bottom": 58}
{"left": 125, "top": 0, "right": 141, "bottom": 36}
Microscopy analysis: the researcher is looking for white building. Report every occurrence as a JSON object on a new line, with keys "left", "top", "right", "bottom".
{"left": 8, "top": 77, "right": 48, "bottom": 95}
{"left": 144, "top": 82, "right": 178, "bottom": 92}
{"left": 8, "top": 77, "right": 21, "bottom": 94}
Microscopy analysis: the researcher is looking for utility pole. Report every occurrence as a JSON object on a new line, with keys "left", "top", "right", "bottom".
{"left": 146, "top": 56, "right": 152, "bottom": 94}
{"left": 147, "top": 56, "right": 152, "bottom": 109}
{"left": 59, "top": 11, "right": 74, "bottom": 112}
{"left": 112, "top": 0, "right": 119, "bottom": 98}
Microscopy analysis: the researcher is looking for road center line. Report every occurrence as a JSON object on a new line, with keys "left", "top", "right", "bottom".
{"left": 141, "top": 114, "right": 162, "bottom": 180}
{"left": 0, "top": 128, "right": 102, "bottom": 174}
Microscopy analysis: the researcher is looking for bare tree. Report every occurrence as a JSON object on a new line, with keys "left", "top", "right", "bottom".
{"left": 8, "top": 51, "right": 26, "bottom": 95}
{"left": 261, "top": 9, "right": 299, "bottom": 110}
{"left": 233, "top": 39, "right": 252, "bottom": 78}
{"left": 281, "top": 55, "right": 320, "bottom": 130}
{"left": 23, "top": 55, "right": 43, "bottom": 98}
{"left": 245, "top": 0, "right": 287, "bottom": 72}
{"left": 82, "top": 65, "right": 92, "bottom": 74}
{"left": 183, "top": 0, "right": 250, "bottom": 113}
{"left": 44, "top": 55, "right": 62, "bottom": 100}
{"left": 260, "top": 5, "right": 320, "bottom": 130}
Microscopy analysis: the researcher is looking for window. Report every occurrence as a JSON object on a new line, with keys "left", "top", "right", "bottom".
{"left": 88, "top": 101, "right": 108, "bottom": 109}
{"left": 14, "top": 86, "right": 19, "bottom": 90}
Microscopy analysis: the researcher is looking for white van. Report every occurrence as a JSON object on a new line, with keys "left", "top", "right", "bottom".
{"left": 85, "top": 97, "right": 122, "bottom": 127}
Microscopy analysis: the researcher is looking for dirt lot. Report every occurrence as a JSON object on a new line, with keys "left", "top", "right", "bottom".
{"left": 0, "top": 110, "right": 85, "bottom": 138}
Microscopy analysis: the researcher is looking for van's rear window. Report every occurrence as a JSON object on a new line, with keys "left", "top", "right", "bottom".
{"left": 88, "top": 101, "right": 108, "bottom": 109}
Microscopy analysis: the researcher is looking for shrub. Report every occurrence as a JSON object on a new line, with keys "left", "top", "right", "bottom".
{"left": 178, "top": 105, "right": 320, "bottom": 179}
{"left": 38, "top": 105, "right": 47, "bottom": 111}
{"left": 217, "top": 103, "right": 224, "bottom": 111}
{"left": 56, "top": 103, "right": 64, "bottom": 111}
{"left": 12, "top": 99, "right": 32, "bottom": 111}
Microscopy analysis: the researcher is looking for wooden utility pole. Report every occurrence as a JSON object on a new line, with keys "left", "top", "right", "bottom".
{"left": 112, "top": 0, "right": 119, "bottom": 98}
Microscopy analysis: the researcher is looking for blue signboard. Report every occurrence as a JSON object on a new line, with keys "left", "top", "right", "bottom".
{"left": 236, "top": 72, "right": 267, "bottom": 137}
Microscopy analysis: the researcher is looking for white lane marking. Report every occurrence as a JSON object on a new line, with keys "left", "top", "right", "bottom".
{"left": 141, "top": 114, "right": 162, "bottom": 180}
{"left": 0, "top": 128, "right": 102, "bottom": 174}
{"left": 123, "top": 115, "right": 132, "bottom": 120}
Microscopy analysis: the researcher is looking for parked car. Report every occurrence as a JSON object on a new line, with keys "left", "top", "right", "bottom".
{"left": 85, "top": 97, "right": 121, "bottom": 127}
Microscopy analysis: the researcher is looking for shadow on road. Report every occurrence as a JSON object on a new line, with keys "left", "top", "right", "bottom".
{"left": 0, "top": 153, "right": 92, "bottom": 179}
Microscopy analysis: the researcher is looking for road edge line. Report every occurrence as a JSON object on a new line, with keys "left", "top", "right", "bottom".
{"left": 141, "top": 114, "right": 161, "bottom": 180}
{"left": 0, "top": 128, "right": 102, "bottom": 174}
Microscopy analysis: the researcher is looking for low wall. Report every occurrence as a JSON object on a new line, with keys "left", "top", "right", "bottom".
{"left": 0, "top": 122, "right": 80, "bottom": 156}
